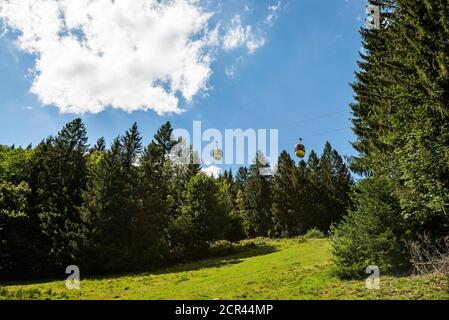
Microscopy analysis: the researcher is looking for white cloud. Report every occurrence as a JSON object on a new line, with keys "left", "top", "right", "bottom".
{"left": 202, "top": 165, "right": 221, "bottom": 178}
{"left": 223, "top": 15, "right": 265, "bottom": 54}
{"left": 265, "top": 1, "right": 283, "bottom": 26}
{"left": 0, "top": 0, "right": 276, "bottom": 114}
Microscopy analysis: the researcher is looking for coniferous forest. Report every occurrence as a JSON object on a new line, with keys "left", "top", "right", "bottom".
{"left": 0, "top": 120, "right": 352, "bottom": 280}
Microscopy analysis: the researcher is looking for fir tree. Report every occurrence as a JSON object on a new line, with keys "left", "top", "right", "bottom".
{"left": 272, "top": 151, "right": 305, "bottom": 237}
{"left": 239, "top": 152, "right": 273, "bottom": 237}
{"left": 29, "top": 119, "right": 88, "bottom": 271}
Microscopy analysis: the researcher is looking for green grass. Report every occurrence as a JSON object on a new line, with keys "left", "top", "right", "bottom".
{"left": 1, "top": 238, "right": 448, "bottom": 300}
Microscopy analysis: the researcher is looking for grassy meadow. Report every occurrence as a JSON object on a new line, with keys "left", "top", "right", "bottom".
{"left": 0, "top": 238, "right": 447, "bottom": 300}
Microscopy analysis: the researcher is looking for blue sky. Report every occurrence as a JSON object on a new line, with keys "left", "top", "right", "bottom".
{"left": 0, "top": 0, "right": 367, "bottom": 173}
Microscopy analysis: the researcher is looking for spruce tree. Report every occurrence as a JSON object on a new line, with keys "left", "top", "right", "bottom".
{"left": 240, "top": 152, "right": 273, "bottom": 237}
{"left": 132, "top": 141, "right": 170, "bottom": 268}
{"left": 272, "top": 151, "right": 306, "bottom": 237}
{"left": 81, "top": 123, "right": 143, "bottom": 272}
{"left": 304, "top": 150, "right": 325, "bottom": 230}
{"left": 29, "top": 119, "right": 88, "bottom": 271}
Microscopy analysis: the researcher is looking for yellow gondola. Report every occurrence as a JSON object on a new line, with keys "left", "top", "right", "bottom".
{"left": 294, "top": 139, "right": 306, "bottom": 158}
{"left": 295, "top": 149, "right": 305, "bottom": 158}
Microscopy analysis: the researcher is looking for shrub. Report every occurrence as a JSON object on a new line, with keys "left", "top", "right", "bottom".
{"left": 330, "top": 177, "right": 409, "bottom": 278}
{"left": 208, "top": 240, "right": 234, "bottom": 257}
{"left": 304, "top": 228, "right": 326, "bottom": 239}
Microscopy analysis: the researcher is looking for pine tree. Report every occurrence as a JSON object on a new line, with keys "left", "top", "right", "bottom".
{"left": 132, "top": 141, "right": 170, "bottom": 268}
{"left": 81, "top": 137, "right": 127, "bottom": 272}
{"left": 154, "top": 121, "right": 181, "bottom": 155}
{"left": 350, "top": 0, "right": 449, "bottom": 231}
{"left": 318, "top": 143, "right": 335, "bottom": 230}
{"left": 331, "top": 149, "right": 353, "bottom": 221}
{"left": 239, "top": 152, "right": 273, "bottom": 237}
{"left": 303, "top": 150, "right": 324, "bottom": 230}
{"left": 272, "top": 151, "right": 305, "bottom": 237}
{"left": 29, "top": 119, "right": 88, "bottom": 271}
{"left": 391, "top": 0, "right": 449, "bottom": 231}
{"left": 81, "top": 123, "right": 143, "bottom": 272}
{"left": 332, "top": 0, "right": 449, "bottom": 275}
{"left": 92, "top": 137, "right": 106, "bottom": 152}
{"left": 233, "top": 167, "right": 249, "bottom": 200}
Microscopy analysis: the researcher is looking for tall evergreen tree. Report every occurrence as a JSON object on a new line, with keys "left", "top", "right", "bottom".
{"left": 304, "top": 150, "right": 325, "bottom": 230}
{"left": 132, "top": 141, "right": 170, "bottom": 268}
{"left": 81, "top": 123, "right": 143, "bottom": 272}
{"left": 333, "top": 0, "right": 449, "bottom": 276}
{"left": 239, "top": 152, "right": 273, "bottom": 237}
{"left": 154, "top": 121, "right": 181, "bottom": 155}
{"left": 272, "top": 151, "right": 305, "bottom": 237}
{"left": 234, "top": 167, "right": 249, "bottom": 195}
{"left": 29, "top": 119, "right": 88, "bottom": 271}
{"left": 350, "top": 0, "right": 449, "bottom": 232}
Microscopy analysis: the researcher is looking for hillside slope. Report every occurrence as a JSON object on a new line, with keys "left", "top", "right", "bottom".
{"left": 1, "top": 239, "right": 447, "bottom": 300}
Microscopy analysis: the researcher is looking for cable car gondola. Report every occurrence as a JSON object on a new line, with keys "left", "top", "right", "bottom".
{"left": 294, "top": 138, "right": 306, "bottom": 158}
{"left": 212, "top": 142, "right": 223, "bottom": 161}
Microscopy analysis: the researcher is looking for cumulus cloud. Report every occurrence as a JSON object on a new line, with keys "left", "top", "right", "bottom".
{"left": 0, "top": 0, "right": 282, "bottom": 114}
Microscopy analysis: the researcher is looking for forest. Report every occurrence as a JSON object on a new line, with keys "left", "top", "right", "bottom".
{"left": 0, "top": 120, "right": 352, "bottom": 279}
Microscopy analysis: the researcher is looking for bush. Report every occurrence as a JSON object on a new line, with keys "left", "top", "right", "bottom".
{"left": 208, "top": 240, "right": 234, "bottom": 257}
{"left": 304, "top": 228, "right": 326, "bottom": 239}
{"left": 330, "top": 177, "right": 409, "bottom": 278}
{"left": 200, "top": 239, "right": 271, "bottom": 260}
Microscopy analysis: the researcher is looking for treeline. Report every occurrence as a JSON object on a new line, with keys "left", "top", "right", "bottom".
{"left": 331, "top": 0, "right": 449, "bottom": 277}
{"left": 0, "top": 120, "right": 352, "bottom": 280}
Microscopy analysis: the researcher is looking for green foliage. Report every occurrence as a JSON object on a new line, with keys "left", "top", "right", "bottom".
{"left": 28, "top": 119, "right": 88, "bottom": 271}
{"left": 0, "top": 181, "right": 43, "bottom": 279}
{"left": 331, "top": 177, "right": 408, "bottom": 278}
{"left": 132, "top": 141, "right": 170, "bottom": 268}
{"left": 1, "top": 119, "right": 353, "bottom": 279}
{"left": 0, "top": 145, "right": 33, "bottom": 184}
{"left": 169, "top": 174, "right": 232, "bottom": 260}
{"left": 80, "top": 124, "right": 145, "bottom": 273}
{"left": 238, "top": 152, "right": 273, "bottom": 238}
{"left": 154, "top": 121, "right": 181, "bottom": 155}
{"left": 337, "top": 0, "right": 449, "bottom": 279}
{"left": 304, "top": 228, "right": 326, "bottom": 239}
{"left": 272, "top": 151, "right": 305, "bottom": 237}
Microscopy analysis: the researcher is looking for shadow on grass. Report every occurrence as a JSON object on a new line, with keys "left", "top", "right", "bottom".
{"left": 1, "top": 243, "right": 279, "bottom": 287}
{"left": 155, "top": 243, "right": 279, "bottom": 275}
